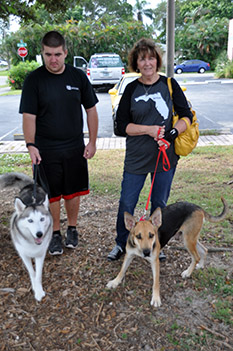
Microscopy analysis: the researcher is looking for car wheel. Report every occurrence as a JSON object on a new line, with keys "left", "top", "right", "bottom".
{"left": 176, "top": 68, "right": 183, "bottom": 74}
{"left": 198, "top": 67, "right": 206, "bottom": 73}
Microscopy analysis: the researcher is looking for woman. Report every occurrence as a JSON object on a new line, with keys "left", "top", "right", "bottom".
{"left": 108, "top": 38, "right": 193, "bottom": 261}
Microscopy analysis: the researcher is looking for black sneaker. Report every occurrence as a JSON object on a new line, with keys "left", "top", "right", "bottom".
{"left": 64, "top": 227, "right": 78, "bottom": 248}
{"left": 49, "top": 233, "right": 63, "bottom": 255}
{"left": 159, "top": 250, "right": 166, "bottom": 262}
{"left": 107, "top": 245, "right": 125, "bottom": 261}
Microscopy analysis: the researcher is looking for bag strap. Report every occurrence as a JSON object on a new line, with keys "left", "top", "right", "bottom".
{"left": 167, "top": 77, "right": 173, "bottom": 96}
{"left": 167, "top": 77, "right": 175, "bottom": 115}
{"left": 167, "top": 78, "right": 191, "bottom": 132}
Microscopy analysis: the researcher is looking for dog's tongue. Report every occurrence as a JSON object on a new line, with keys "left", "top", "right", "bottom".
{"left": 35, "top": 237, "right": 43, "bottom": 245}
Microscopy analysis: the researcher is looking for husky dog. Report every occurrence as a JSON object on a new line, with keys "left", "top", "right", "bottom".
{"left": 0, "top": 172, "right": 53, "bottom": 301}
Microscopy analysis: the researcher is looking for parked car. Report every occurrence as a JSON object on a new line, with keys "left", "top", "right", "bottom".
{"left": 87, "top": 53, "right": 125, "bottom": 88}
{"left": 73, "top": 56, "right": 88, "bottom": 73}
{"left": 108, "top": 72, "right": 141, "bottom": 129}
{"left": 174, "top": 60, "right": 210, "bottom": 74}
{"left": 0, "top": 59, "right": 8, "bottom": 67}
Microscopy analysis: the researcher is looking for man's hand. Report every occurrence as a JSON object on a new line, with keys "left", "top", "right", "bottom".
{"left": 27, "top": 145, "right": 42, "bottom": 164}
{"left": 83, "top": 142, "right": 96, "bottom": 159}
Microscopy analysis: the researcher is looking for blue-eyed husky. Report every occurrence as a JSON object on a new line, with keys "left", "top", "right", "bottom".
{"left": 0, "top": 172, "right": 53, "bottom": 301}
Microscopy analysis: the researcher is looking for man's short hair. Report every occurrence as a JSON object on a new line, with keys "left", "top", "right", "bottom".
{"left": 41, "top": 31, "right": 66, "bottom": 51}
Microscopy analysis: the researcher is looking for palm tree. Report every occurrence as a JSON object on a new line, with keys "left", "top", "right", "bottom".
{"left": 134, "top": 0, "right": 154, "bottom": 24}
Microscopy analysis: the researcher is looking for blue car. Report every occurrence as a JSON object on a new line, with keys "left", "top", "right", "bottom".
{"left": 174, "top": 60, "right": 210, "bottom": 74}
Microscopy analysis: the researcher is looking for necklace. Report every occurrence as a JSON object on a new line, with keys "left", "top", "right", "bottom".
{"left": 142, "top": 83, "right": 153, "bottom": 96}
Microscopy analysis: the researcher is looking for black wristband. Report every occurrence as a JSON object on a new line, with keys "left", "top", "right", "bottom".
{"left": 165, "top": 128, "right": 178, "bottom": 142}
{"left": 26, "top": 142, "right": 37, "bottom": 148}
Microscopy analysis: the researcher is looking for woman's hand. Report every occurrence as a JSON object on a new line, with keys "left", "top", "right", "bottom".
{"left": 151, "top": 125, "right": 165, "bottom": 141}
{"left": 157, "top": 139, "right": 170, "bottom": 149}
{"left": 142, "top": 125, "right": 165, "bottom": 140}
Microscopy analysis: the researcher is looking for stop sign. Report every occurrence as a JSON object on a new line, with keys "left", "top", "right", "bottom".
{"left": 17, "top": 46, "right": 28, "bottom": 58}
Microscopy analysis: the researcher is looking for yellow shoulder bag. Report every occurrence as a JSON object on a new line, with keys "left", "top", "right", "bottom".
{"left": 167, "top": 77, "right": 199, "bottom": 156}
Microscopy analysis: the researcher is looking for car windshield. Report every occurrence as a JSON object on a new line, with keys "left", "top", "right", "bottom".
{"left": 119, "top": 76, "right": 139, "bottom": 95}
{"left": 90, "top": 56, "right": 123, "bottom": 68}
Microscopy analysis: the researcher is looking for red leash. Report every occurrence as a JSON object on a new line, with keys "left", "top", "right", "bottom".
{"left": 140, "top": 128, "right": 171, "bottom": 221}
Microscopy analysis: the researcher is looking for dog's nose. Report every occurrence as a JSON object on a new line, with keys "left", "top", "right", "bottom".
{"left": 36, "top": 232, "right": 43, "bottom": 238}
{"left": 143, "top": 249, "right": 151, "bottom": 257}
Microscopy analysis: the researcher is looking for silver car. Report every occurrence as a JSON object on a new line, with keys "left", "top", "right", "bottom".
{"left": 87, "top": 53, "right": 125, "bottom": 88}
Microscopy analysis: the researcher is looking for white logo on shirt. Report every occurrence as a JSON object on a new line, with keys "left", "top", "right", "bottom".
{"left": 66, "top": 85, "right": 79, "bottom": 91}
{"left": 135, "top": 93, "right": 169, "bottom": 120}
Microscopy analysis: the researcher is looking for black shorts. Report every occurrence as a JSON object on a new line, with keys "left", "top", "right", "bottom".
{"left": 39, "top": 146, "right": 89, "bottom": 203}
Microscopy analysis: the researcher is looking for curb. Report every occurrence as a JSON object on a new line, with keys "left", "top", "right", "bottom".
{"left": 0, "top": 135, "right": 233, "bottom": 154}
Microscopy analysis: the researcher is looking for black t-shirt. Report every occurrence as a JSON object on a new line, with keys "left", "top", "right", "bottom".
{"left": 19, "top": 64, "right": 98, "bottom": 150}
{"left": 116, "top": 75, "right": 193, "bottom": 174}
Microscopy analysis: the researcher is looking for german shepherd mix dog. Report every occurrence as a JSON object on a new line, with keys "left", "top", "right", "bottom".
{"left": 0, "top": 172, "right": 53, "bottom": 301}
{"left": 107, "top": 198, "right": 228, "bottom": 308}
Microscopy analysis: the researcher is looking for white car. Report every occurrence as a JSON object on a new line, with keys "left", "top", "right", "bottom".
{"left": 0, "top": 59, "right": 8, "bottom": 66}
{"left": 87, "top": 53, "right": 125, "bottom": 88}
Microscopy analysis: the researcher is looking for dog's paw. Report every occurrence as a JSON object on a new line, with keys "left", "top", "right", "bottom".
{"left": 181, "top": 269, "right": 191, "bottom": 279}
{"left": 196, "top": 262, "right": 204, "bottom": 270}
{"left": 34, "top": 289, "right": 46, "bottom": 301}
{"left": 150, "top": 295, "right": 161, "bottom": 308}
{"left": 106, "top": 279, "right": 119, "bottom": 289}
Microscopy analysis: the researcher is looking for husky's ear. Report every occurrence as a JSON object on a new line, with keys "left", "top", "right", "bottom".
{"left": 124, "top": 212, "right": 136, "bottom": 231}
{"left": 150, "top": 207, "right": 162, "bottom": 228}
{"left": 43, "top": 195, "right": 50, "bottom": 210}
{"left": 14, "top": 197, "right": 26, "bottom": 214}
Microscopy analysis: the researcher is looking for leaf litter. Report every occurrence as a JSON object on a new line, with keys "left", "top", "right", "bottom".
{"left": 0, "top": 189, "right": 232, "bottom": 351}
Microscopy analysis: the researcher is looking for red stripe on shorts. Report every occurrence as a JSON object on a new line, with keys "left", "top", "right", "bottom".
{"left": 49, "top": 190, "right": 90, "bottom": 203}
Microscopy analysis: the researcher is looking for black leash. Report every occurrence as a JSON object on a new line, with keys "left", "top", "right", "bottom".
{"left": 33, "top": 163, "right": 38, "bottom": 203}
{"left": 32, "top": 163, "right": 51, "bottom": 201}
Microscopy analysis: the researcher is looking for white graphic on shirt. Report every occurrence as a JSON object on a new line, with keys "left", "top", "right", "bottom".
{"left": 66, "top": 85, "right": 79, "bottom": 91}
{"left": 135, "top": 93, "right": 169, "bottom": 120}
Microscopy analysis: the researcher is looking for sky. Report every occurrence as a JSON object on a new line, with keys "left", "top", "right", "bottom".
{"left": 127, "top": 0, "right": 162, "bottom": 11}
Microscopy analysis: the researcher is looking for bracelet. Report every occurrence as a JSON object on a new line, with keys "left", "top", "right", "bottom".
{"left": 165, "top": 128, "right": 178, "bottom": 142}
{"left": 26, "top": 142, "right": 37, "bottom": 148}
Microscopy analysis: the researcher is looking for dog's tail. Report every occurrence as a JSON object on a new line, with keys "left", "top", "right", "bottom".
{"left": 204, "top": 197, "right": 229, "bottom": 223}
{"left": 0, "top": 172, "right": 33, "bottom": 190}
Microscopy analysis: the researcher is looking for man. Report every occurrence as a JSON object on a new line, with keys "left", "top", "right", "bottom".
{"left": 19, "top": 31, "right": 99, "bottom": 255}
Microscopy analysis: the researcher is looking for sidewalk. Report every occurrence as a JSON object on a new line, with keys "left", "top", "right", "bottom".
{"left": 0, "top": 134, "right": 233, "bottom": 154}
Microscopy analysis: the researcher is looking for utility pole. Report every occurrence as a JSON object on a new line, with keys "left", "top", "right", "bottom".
{"left": 166, "top": 0, "right": 175, "bottom": 77}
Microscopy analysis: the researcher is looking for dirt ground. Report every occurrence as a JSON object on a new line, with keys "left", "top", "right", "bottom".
{"left": 0, "top": 189, "right": 232, "bottom": 351}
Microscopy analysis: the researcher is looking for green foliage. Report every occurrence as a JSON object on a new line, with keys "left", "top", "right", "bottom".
{"left": 0, "top": 0, "right": 74, "bottom": 22}
{"left": 152, "top": 0, "right": 232, "bottom": 68}
{"left": 8, "top": 60, "right": 40, "bottom": 89}
{"left": 4, "top": 20, "right": 154, "bottom": 69}
{"left": 175, "top": 17, "right": 229, "bottom": 67}
{"left": 179, "top": 0, "right": 233, "bottom": 20}
{"left": 215, "top": 52, "right": 233, "bottom": 78}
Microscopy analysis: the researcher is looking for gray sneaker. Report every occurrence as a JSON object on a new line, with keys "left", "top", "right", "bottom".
{"left": 49, "top": 233, "right": 63, "bottom": 255}
{"left": 107, "top": 245, "right": 125, "bottom": 261}
{"left": 159, "top": 250, "right": 166, "bottom": 262}
{"left": 65, "top": 228, "right": 78, "bottom": 248}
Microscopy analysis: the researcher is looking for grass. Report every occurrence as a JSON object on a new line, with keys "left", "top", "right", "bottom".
{"left": 0, "top": 70, "right": 8, "bottom": 76}
{"left": 193, "top": 267, "right": 233, "bottom": 325}
{"left": 88, "top": 146, "right": 233, "bottom": 212}
{"left": 0, "top": 146, "right": 233, "bottom": 210}
{"left": 0, "top": 89, "right": 22, "bottom": 95}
